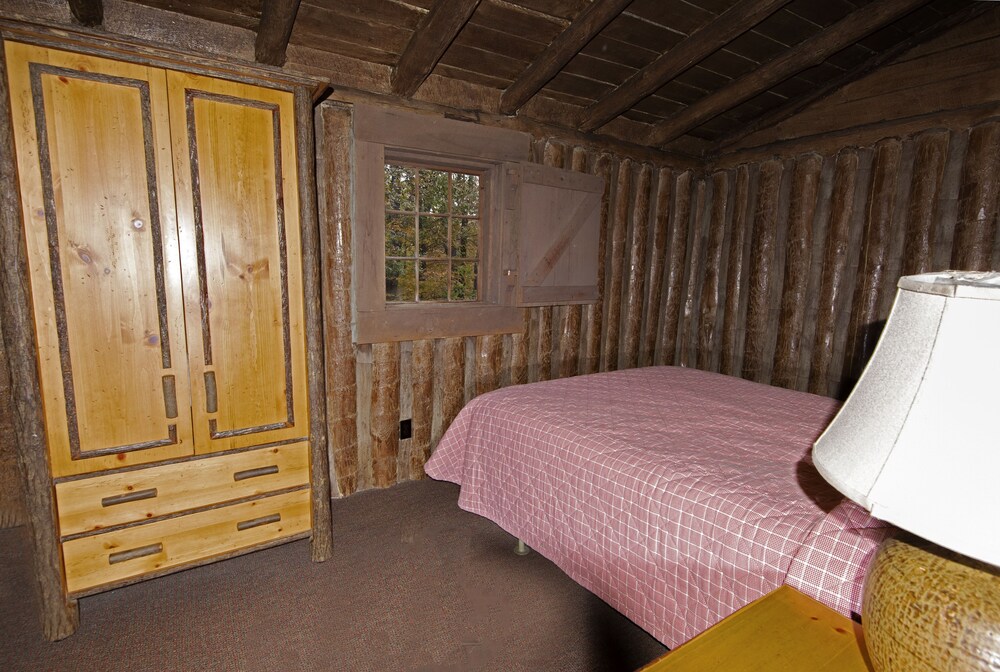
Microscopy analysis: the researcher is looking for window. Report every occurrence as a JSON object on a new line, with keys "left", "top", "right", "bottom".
{"left": 384, "top": 164, "right": 481, "bottom": 303}
{"left": 352, "top": 104, "right": 604, "bottom": 344}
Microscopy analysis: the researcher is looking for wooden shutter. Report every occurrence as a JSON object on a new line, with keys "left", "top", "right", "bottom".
{"left": 508, "top": 163, "right": 604, "bottom": 306}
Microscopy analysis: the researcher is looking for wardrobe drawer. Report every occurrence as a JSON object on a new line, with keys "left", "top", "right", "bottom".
{"left": 55, "top": 443, "right": 309, "bottom": 536}
{"left": 62, "top": 488, "right": 310, "bottom": 594}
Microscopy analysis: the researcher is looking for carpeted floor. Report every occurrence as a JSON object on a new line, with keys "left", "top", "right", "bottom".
{"left": 0, "top": 480, "right": 667, "bottom": 671}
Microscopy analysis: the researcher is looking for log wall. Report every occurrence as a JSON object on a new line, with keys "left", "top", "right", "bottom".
{"left": 314, "top": 12, "right": 1000, "bottom": 496}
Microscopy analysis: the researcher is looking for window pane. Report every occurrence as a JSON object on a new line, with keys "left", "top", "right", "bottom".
{"left": 451, "top": 262, "right": 478, "bottom": 301}
{"left": 385, "top": 214, "right": 415, "bottom": 257}
{"left": 386, "top": 260, "right": 416, "bottom": 302}
{"left": 385, "top": 164, "right": 416, "bottom": 211}
{"left": 452, "top": 173, "right": 479, "bottom": 216}
{"left": 452, "top": 217, "right": 478, "bottom": 259}
{"left": 419, "top": 216, "right": 449, "bottom": 257}
{"left": 418, "top": 169, "right": 449, "bottom": 214}
{"left": 419, "top": 260, "right": 449, "bottom": 301}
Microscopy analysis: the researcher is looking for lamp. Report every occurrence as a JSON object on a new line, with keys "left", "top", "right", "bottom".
{"left": 812, "top": 270, "right": 1000, "bottom": 671}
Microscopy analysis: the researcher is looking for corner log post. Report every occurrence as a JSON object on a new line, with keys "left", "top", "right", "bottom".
{"left": 316, "top": 103, "right": 359, "bottom": 497}
{"left": 295, "top": 87, "right": 333, "bottom": 561}
{"left": 0, "top": 36, "right": 79, "bottom": 640}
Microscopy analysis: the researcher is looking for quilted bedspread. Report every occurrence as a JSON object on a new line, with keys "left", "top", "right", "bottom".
{"left": 425, "top": 366, "right": 893, "bottom": 647}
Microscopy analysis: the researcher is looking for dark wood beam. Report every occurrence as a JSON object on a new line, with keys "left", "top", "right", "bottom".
{"left": 255, "top": 0, "right": 302, "bottom": 67}
{"left": 647, "top": 0, "right": 933, "bottom": 147}
{"left": 499, "top": 0, "right": 632, "bottom": 116}
{"left": 578, "top": 0, "right": 791, "bottom": 133}
{"left": 713, "top": 2, "right": 993, "bottom": 152}
{"left": 67, "top": 0, "right": 103, "bottom": 27}
{"left": 392, "top": 0, "right": 481, "bottom": 98}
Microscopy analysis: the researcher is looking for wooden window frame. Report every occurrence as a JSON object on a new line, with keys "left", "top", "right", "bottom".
{"left": 353, "top": 105, "right": 528, "bottom": 344}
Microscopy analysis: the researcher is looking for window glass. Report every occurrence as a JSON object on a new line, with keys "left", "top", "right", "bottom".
{"left": 384, "top": 163, "right": 480, "bottom": 303}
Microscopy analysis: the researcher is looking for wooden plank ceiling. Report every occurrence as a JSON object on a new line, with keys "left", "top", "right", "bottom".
{"left": 125, "top": 0, "right": 982, "bottom": 156}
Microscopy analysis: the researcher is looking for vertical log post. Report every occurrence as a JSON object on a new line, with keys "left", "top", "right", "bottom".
{"left": 808, "top": 150, "right": 859, "bottom": 396}
{"left": 370, "top": 342, "right": 400, "bottom": 488}
{"left": 741, "top": 159, "right": 783, "bottom": 383}
{"left": 296, "top": 89, "right": 333, "bottom": 560}
{"left": 842, "top": 139, "right": 902, "bottom": 388}
{"left": 901, "top": 130, "right": 950, "bottom": 276}
{"left": 679, "top": 178, "right": 708, "bottom": 368}
{"left": 697, "top": 170, "right": 730, "bottom": 371}
{"left": 772, "top": 154, "right": 822, "bottom": 389}
{"left": 475, "top": 334, "right": 503, "bottom": 395}
{"left": 641, "top": 168, "right": 671, "bottom": 367}
{"left": 0, "top": 38, "right": 79, "bottom": 640}
{"left": 432, "top": 337, "right": 465, "bottom": 447}
{"left": 316, "top": 103, "right": 359, "bottom": 498}
{"left": 603, "top": 159, "right": 633, "bottom": 371}
{"left": 409, "top": 339, "right": 434, "bottom": 477}
{"left": 581, "top": 154, "right": 614, "bottom": 374}
{"left": 558, "top": 146, "right": 588, "bottom": 378}
{"left": 658, "top": 170, "right": 693, "bottom": 366}
{"left": 720, "top": 165, "right": 750, "bottom": 376}
{"left": 951, "top": 121, "right": 1000, "bottom": 271}
{"left": 621, "top": 163, "right": 653, "bottom": 370}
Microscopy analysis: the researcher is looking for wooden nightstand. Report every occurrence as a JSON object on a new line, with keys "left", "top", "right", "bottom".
{"left": 639, "top": 586, "right": 874, "bottom": 671}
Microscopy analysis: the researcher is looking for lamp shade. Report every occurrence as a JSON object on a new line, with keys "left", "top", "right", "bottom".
{"left": 813, "top": 271, "right": 1000, "bottom": 567}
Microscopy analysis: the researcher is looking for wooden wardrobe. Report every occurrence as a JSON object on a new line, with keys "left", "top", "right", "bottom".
{"left": 0, "top": 21, "right": 332, "bottom": 639}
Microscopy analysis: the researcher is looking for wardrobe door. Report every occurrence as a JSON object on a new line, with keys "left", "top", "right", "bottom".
{"left": 5, "top": 43, "right": 194, "bottom": 477}
{"left": 167, "top": 72, "right": 310, "bottom": 454}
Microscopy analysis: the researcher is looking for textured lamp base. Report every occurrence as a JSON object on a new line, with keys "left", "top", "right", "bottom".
{"left": 863, "top": 534, "right": 1000, "bottom": 671}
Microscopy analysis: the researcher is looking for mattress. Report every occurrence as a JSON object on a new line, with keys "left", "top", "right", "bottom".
{"left": 425, "top": 366, "right": 892, "bottom": 647}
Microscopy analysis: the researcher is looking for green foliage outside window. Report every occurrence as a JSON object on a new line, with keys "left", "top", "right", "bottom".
{"left": 384, "top": 163, "right": 480, "bottom": 303}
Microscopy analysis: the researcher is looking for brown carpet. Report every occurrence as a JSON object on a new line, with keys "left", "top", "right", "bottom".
{"left": 0, "top": 480, "right": 667, "bottom": 671}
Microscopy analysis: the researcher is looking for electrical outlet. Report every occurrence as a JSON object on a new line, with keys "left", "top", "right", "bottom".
{"left": 399, "top": 418, "right": 412, "bottom": 439}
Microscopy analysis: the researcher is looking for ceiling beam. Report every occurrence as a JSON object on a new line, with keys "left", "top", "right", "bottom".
{"left": 713, "top": 2, "right": 993, "bottom": 152}
{"left": 499, "top": 0, "right": 633, "bottom": 116}
{"left": 67, "top": 0, "right": 103, "bottom": 27}
{"left": 255, "top": 0, "right": 302, "bottom": 66}
{"left": 647, "top": 0, "right": 933, "bottom": 147}
{"left": 578, "top": 0, "right": 791, "bottom": 133}
{"left": 392, "top": 0, "right": 482, "bottom": 98}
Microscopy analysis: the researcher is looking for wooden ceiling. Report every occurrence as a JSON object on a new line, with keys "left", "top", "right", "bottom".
{"left": 90, "top": 0, "right": 984, "bottom": 156}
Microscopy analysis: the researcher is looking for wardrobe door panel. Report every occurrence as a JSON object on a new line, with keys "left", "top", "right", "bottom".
{"left": 168, "top": 72, "right": 309, "bottom": 453}
{"left": 5, "top": 43, "right": 193, "bottom": 477}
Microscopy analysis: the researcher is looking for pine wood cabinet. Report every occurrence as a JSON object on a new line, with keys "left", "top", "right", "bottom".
{"left": 0, "top": 22, "right": 332, "bottom": 639}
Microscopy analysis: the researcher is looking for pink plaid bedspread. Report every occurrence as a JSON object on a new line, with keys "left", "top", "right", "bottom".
{"left": 425, "top": 366, "right": 893, "bottom": 647}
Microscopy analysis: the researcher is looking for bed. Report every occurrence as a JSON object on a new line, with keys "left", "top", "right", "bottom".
{"left": 424, "top": 366, "right": 893, "bottom": 647}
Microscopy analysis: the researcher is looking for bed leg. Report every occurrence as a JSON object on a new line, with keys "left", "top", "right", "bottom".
{"left": 514, "top": 539, "right": 531, "bottom": 556}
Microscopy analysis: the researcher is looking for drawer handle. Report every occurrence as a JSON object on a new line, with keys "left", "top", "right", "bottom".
{"left": 108, "top": 542, "right": 163, "bottom": 565}
{"left": 236, "top": 513, "right": 281, "bottom": 531}
{"left": 101, "top": 488, "right": 158, "bottom": 508}
{"left": 233, "top": 465, "right": 279, "bottom": 482}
